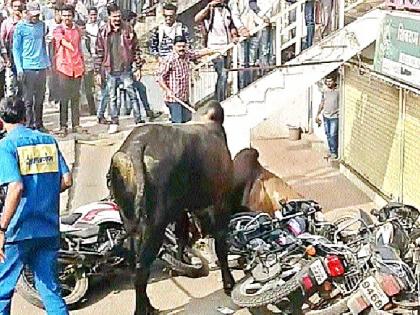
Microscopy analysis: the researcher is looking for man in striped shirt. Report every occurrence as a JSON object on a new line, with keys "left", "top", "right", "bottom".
{"left": 157, "top": 35, "right": 214, "bottom": 123}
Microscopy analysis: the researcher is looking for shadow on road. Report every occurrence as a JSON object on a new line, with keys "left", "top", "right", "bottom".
{"left": 75, "top": 259, "right": 175, "bottom": 310}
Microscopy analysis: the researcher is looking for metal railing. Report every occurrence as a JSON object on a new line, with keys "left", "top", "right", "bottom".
{"left": 189, "top": 0, "right": 349, "bottom": 106}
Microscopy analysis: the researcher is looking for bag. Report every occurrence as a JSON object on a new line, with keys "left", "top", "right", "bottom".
{"left": 199, "top": 6, "right": 237, "bottom": 47}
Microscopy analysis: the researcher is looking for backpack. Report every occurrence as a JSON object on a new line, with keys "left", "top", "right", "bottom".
{"left": 199, "top": 5, "right": 237, "bottom": 47}
{"left": 157, "top": 22, "right": 184, "bottom": 48}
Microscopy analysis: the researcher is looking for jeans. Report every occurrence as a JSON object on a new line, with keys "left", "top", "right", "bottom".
{"left": 0, "top": 70, "right": 5, "bottom": 100}
{"left": 323, "top": 116, "right": 338, "bottom": 155}
{"left": 22, "top": 69, "right": 47, "bottom": 129}
{"left": 321, "top": 0, "right": 333, "bottom": 37}
{"left": 59, "top": 73, "right": 81, "bottom": 129}
{"left": 212, "top": 56, "right": 228, "bottom": 102}
{"left": 305, "top": 0, "right": 315, "bottom": 49}
{"left": 239, "top": 28, "right": 271, "bottom": 89}
{"left": 107, "top": 71, "right": 141, "bottom": 123}
{"left": 165, "top": 101, "right": 192, "bottom": 123}
{"left": 97, "top": 85, "right": 109, "bottom": 119}
{"left": 84, "top": 71, "right": 96, "bottom": 115}
{"left": 0, "top": 237, "right": 68, "bottom": 315}
{"left": 133, "top": 80, "right": 151, "bottom": 111}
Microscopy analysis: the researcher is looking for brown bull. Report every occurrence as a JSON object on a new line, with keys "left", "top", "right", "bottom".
{"left": 107, "top": 101, "right": 235, "bottom": 315}
{"left": 233, "top": 148, "right": 303, "bottom": 217}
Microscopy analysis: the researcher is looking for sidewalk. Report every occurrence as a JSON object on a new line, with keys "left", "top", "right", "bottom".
{"left": 252, "top": 134, "right": 375, "bottom": 214}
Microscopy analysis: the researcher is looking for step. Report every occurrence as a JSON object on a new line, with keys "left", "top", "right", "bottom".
{"left": 222, "top": 9, "right": 386, "bottom": 156}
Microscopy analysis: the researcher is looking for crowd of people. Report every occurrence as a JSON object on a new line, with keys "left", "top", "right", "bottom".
{"left": 0, "top": 0, "right": 336, "bottom": 132}
{"left": 0, "top": 0, "right": 340, "bottom": 313}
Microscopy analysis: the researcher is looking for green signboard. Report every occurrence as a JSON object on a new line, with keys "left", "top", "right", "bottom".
{"left": 374, "top": 13, "right": 420, "bottom": 89}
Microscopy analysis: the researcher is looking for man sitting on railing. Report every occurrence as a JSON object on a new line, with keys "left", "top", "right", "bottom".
{"left": 195, "top": 0, "right": 243, "bottom": 102}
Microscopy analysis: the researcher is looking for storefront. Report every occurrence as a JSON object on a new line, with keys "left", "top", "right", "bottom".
{"left": 341, "top": 64, "right": 420, "bottom": 208}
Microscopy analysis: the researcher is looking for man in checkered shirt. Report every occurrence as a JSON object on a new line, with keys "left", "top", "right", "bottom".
{"left": 158, "top": 35, "right": 215, "bottom": 123}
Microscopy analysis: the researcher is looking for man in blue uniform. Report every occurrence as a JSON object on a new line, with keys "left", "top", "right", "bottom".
{"left": 0, "top": 97, "right": 71, "bottom": 315}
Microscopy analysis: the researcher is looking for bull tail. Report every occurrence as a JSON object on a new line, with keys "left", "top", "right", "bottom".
{"left": 108, "top": 146, "right": 147, "bottom": 236}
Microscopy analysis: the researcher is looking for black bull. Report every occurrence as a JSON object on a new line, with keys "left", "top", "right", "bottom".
{"left": 108, "top": 103, "right": 235, "bottom": 314}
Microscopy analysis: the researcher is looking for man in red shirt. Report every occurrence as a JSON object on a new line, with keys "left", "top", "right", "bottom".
{"left": 53, "top": 4, "right": 85, "bottom": 136}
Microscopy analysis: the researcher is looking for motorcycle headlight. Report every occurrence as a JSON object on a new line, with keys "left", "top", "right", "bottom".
{"left": 315, "top": 211, "right": 326, "bottom": 222}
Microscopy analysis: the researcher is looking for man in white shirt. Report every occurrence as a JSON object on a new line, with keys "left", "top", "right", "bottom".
{"left": 195, "top": 0, "right": 244, "bottom": 102}
{"left": 149, "top": 3, "right": 190, "bottom": 60}
{"left": 232, "top": 0, "right": 273, "bottom": 89}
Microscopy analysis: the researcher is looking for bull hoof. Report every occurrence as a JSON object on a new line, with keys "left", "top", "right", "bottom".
{"left": 223, "top": 280, "right": 235, "bottom": 296}
{"left": 134, "top": 306, "right": 159, "bottom": 315}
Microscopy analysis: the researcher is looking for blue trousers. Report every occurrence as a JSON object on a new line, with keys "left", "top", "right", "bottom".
{"left": 0, "top": 237, "right": 68, "bottom": 315}
{"left": 212, "top": 56, "right": 228, "bottom": 102}
{"left": 133, "top": 80, "right": 151, "bottom": 111}
{"left": 165, "top": 101, "right": 192, "bottom": 123}
{"left": 323, "top": 116, "right": 338, "bottom": 155}
{"left": 305, "top": 0, "right": 315, "bottom": 49}
{"left": 97, "top": 85, "right": 109, "bottom": 119}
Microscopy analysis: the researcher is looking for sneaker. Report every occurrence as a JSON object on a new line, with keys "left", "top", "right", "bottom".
{"left": 98, "top": 117, "right": 111, "bottom": 125}
{"left": 72, "top": 126, "right": 88, "bottom": 134}
{"left": 330, "top": 153, "right": 338, "bottom": 159}
{"left": 37, "top": 126, "right": 49, "bottom": 134}
{"left": 135, "top": 118, "right": 145, "bottom": 124}
{"left": 55, "top": 127, "right": 68, "bottom": 137}
{"left": 146, "top": 110, "right": 163, "bottom": 119}
{"left": 108, "top": 124, "right": 119, "bottom": 134}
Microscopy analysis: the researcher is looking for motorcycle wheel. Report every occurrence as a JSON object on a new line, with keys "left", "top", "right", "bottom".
{"left": 17, "top": 264, "right": 89, "bottom": 309}
{"left": 231, "top": 271, "right": 302, "bottom": 308}
{"left": 161, "top": 247, "right": 209, "bottom": 278}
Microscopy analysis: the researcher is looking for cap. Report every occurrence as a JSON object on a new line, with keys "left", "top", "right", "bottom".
{"left": 26, "top": 2, "right": 41, "bottom": 15}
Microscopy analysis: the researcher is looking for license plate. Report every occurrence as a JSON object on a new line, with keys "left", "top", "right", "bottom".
{"left": 360, "top": 276, "right": 389, "bottom": 310}
{"left": 310, "top": 260, "right": 328, "bottom": 285}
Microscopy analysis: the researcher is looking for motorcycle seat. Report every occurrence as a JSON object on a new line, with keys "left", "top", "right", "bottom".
{"left": 63, "top": 225, "right": 100, "bottom": 239}
{"left": 375, "top": 245, "right": 401, "bottom": 261}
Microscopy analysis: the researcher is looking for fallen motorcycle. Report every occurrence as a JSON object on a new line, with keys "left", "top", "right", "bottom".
{"left": 345, "top": 203, "right": 420, "bottom": 314}
{"left": 226, "top": 200, "right": 355, "bottom": 311}
{"left": 16, "top": 200, "right": 209, "bottom": 309}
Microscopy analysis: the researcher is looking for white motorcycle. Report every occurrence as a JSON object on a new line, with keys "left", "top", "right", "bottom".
{"left": 16, "top": 199, "right": 209, "bottom": 309}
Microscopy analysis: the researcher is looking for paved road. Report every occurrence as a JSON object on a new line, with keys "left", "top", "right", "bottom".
{"left": 12, "top": 265, "right": 255, "bottom": 315}
{"left": 10, "top": 111, "right": 374, "bottom": 315}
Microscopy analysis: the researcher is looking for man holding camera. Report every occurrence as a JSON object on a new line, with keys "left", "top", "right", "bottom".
{"left": 195, "top": 0, "right": 247, "bottom": 102}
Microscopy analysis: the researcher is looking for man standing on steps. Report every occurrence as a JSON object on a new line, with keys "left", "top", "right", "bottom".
{"left": 13, "top": 2, "right": 50, "bottom": 132}
{"left": 194, "top": 0, "right": 240, "bottom": 103}
{"left": 316, "top": 75, "right": 339, "bottom": 160}
{"left": 149, "top": 3, "right": 190, "bottom": 61}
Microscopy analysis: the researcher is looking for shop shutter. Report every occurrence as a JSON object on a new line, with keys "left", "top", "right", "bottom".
{"left": 342, "top": 66, "right": 402, "bottom": 199}
{"left": 402, "top": 92, "right": 420, "bottom": 208}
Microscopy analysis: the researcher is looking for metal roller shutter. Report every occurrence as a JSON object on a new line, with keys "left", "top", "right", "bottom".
{"left": 402, "top": 92, "right": 420, "bottom": 207}
{"left": 343, "top": 66, "right": 402, "bottom": 199}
